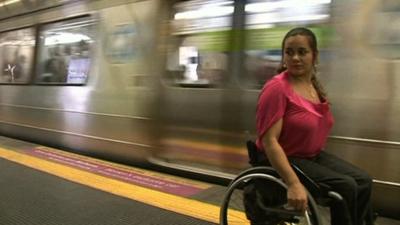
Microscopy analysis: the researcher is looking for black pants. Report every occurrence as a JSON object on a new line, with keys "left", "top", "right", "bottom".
{"left": 289, "top": 151, "right": 373, "bottom": 225}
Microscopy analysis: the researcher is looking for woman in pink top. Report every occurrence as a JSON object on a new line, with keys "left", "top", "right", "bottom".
{"left": 255, "top": 27, "right": 373, "bottom": 225}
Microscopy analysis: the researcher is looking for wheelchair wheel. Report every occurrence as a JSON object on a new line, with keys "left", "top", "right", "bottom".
{"left": 220, "top": 172, "right": 322, "bottom": 225}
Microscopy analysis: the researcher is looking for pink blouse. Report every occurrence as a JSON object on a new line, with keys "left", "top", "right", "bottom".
{"left": 256, "top": 71, "right": 334, "bottom": 158}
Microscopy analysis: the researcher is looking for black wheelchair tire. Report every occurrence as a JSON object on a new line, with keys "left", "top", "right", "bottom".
{"left": 220, "top": 172, "right": 323, "bottom": 225}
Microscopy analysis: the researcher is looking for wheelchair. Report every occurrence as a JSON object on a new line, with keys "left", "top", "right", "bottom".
{"left": 220, "top": 141, "right": 345, "bottom": 225}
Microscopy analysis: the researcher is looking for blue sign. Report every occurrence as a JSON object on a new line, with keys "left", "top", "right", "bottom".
{"left": 107, "top": 23, "right": 138, "bottom": 63}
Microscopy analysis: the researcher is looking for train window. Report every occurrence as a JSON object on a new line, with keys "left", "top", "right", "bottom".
{"left": 366, "top": 1, "right": 400, "bottom": 60}
{"left": 0, "top": 27, "right": 36, "bottom": 84}
{"left": 35, "top": 16, "right": 95, "bottom": 85}
{"left": 165, "top": 0, "right": 232, "bottom": 88}
{"left": 242, "top": 0, "right": 332, "bottom": 89}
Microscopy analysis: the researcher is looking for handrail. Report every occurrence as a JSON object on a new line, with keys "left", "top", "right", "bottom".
{"left": 0, "top": 103, "right": 151, "bottom": 120}
{"left": 329, "top": 135, "right": 400, "bottom": 147}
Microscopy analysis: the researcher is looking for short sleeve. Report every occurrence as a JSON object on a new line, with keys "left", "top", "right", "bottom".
{"left": 256, "top": 79, "right": 287, "bottom": 148}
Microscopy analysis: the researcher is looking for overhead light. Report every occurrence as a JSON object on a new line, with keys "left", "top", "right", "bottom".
{"left": 286, "top": 14, "right": 330, "bottom": 22}
{"left": 245, "top": 2, "right": 280, "bottom": 13}
{"left": 245, "top": 0, "right": 331, "bottom": 13}
{"left": 248, "top": 12, "right": 329, "bottom": 24}
{"left": 174, "top": 6, "right": 234, "bottom": 20}
{"left": 45, "top": 32, "right": 91, "bottom": 46}
{"left": 0, "top": 0, "right": 20, "bottom": 7}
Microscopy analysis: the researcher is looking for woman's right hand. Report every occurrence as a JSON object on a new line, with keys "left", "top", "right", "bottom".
{"left": 287, "top": 182, "right": 308, "bottom": 212}
{"left": 261, "top": 119, "right": 308, "bottom": 212}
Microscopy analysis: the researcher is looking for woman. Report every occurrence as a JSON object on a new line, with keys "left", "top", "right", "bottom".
{"left": 256, "top": 27, "right": 373, "bottom": 225}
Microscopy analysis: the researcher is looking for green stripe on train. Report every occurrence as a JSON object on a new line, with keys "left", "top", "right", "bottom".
{"left": 186, "top": 25, "right": 334, "bottom": 52}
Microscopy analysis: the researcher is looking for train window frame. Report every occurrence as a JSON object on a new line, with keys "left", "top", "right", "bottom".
{"left": 163, "top": 0, "right": 234, "bottom": 89}
{"left": 0, "top": 26, "right": 36, "bottom": 85}
{"left": 363, "top": 2, "right": 400, "bottom": 60}
{"left": 33, "top": 14, "right": 97, "bottom": 86}
{"left": 238, "top": 0, "right": 334, "bottom": 90}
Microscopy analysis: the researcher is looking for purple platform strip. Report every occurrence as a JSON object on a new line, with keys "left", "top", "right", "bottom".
{"left": 27, "top": 148, "right": 205, "bottom": 197}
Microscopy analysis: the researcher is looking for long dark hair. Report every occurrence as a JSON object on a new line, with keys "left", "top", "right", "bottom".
{"left": 277, "top": 27, "right": 327, "bottom": 99}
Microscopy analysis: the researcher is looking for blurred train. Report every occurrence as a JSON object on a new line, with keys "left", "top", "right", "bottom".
{"left": 0, "top": 0, "right": 399, "bottom": 219}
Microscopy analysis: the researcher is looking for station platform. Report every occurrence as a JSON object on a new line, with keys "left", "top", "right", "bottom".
{"left": 0, "top": 135, "right": 399, "bottom": 225}
{"left": 0, "top": 135, "right": 230, "bottom": 225}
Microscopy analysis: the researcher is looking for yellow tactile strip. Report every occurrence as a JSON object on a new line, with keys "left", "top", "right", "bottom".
{"left": 0, "top": 147, "right": 246, "bottom": 224}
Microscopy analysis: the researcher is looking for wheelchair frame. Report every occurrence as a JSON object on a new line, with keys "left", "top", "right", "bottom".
{"left": 220, "top": 166, "right": 320, "bottom": 225}
{"left": 219, "top": 141, "right": 345, "bottom": 225}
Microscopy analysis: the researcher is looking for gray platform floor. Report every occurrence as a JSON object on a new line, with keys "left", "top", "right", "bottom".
{"left": 0, "top": 158, "right": 217, "bottom": 225}
{"left": 0, "top": 135, "right": 398, "bottom": 225}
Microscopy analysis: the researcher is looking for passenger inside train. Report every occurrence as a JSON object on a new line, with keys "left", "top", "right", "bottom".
{"left": 254, "top": 27, "right": 374, "bottom": 225}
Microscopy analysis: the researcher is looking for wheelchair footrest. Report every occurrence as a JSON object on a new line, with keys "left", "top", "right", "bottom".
{"left": 262, "top": 206, "right": 303, "bottom": 217}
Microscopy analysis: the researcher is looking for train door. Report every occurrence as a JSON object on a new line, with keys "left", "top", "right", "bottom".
{"left": 152, "top": 0, "right": 251, "bottom": 175}
{"left": 323, "top": 0, "right": 400, "bottom": 217}
{"left": 152, "top": 0, "right": 334, "bottom": 175}
{"left": 239, "top": 0, "right": 334, "bottom": 132}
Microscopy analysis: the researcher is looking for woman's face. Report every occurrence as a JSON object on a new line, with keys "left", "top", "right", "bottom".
{"left": 283, "top": 35, "right": 316, "bottom": 78}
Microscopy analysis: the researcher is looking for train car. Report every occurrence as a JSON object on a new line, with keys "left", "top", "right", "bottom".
{"left": 0, "top": 0, "right": 163, "bottom": 166}
{"left": 0, "top": 0, "right": 398, "bottom": 219}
